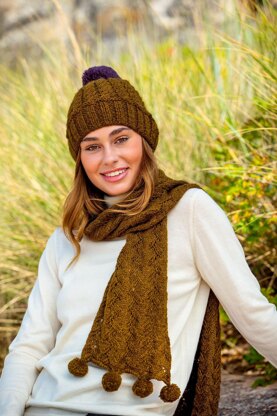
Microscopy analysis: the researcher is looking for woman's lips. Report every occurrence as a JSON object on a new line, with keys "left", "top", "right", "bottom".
{"left": 101, "top": 168, "right": 129, "bottom": 182}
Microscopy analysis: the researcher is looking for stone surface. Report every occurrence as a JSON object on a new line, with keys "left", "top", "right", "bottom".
{"left": 219, "top": 370, "right": 277, "bottom": 416}
{"left": 1, "top": 0, "right": 275, "bottom": 65}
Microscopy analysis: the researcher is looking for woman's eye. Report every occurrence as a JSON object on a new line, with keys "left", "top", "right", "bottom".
{"left": 85, "top": 145, "right": 99, "bottom": 152}
{"left": 116, "top": 136, "right": 129, "bottom": 144}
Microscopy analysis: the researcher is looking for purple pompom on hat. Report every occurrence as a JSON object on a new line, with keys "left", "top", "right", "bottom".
{"left": 82, "top": 66, "right": 120, "bottom": 86}
{"left": 66, "top": 65, "right": 159, "bottom": 160}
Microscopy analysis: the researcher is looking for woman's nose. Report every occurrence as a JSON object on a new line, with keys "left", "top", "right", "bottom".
{"left": 102, "top": 146, "right": 118, "bottom": 165}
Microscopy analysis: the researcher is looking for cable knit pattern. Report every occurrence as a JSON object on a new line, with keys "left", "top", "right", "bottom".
{"left": 67, "top": 169, "right": 221, "bottom": 412}
{"left": 81, "top": 224, "right": 170, "bottom": 382}
{"left": 173, "top": 292, "right": 220, "bottom": 416}
{"left": 66, "top": 77, "right": 159, "bottom": 160}
{"left": 191, "top": 291, "right": 221, "bottom": 416}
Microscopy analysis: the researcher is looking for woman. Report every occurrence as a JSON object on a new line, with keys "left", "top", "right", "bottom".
{"left": 0, "top": 65, "right": 276, "bottom": 416}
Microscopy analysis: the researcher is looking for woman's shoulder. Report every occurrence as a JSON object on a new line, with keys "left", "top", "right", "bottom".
{"left": 176, "top": 186, "right": 212, "bottom": 208}
{"left": 45, "top": 227, "right": 73, "bottom": 251}
{"left": 175, "top": 185, "right": 227, "bottom": 219}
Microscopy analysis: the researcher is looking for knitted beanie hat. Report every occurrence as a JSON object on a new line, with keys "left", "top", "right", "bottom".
{"left": 66, "top": 66, "right": 159, "bottom": 160}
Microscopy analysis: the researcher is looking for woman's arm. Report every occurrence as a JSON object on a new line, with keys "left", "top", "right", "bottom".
{"left": 191, "top": 189, "right": 277, "bottom": 367}
{"left": 0, "top": 229, "right": 62, "bottom": 416}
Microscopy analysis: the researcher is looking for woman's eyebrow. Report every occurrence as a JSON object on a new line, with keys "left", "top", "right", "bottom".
{"left": 109, "top": 126, "right": 131, "bottom": 137}
{"left": 82, "top": 127, "right": 131, "bottom": 142}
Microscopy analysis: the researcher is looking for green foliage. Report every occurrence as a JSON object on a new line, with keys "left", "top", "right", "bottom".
{"left": 207, "top": 148, "right": 276, "bottom": 289}
{"left": 244, "top": 346, "right": 277, "bottom": 387}
{"left": 244, "top": 347, "right": 264, "bottom": 366}
{"left": 261, "top": 287, "right": 277, "bottom": 307}
{"left": 203, "top": 27, "right": 277, "bottom": 288}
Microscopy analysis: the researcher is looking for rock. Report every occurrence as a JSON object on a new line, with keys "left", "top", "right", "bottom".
{"left": 1, "top": 1, "right": 276, "bottom": 66}
{"left": 219, "top": 370, "right": 277, "bottom": 415}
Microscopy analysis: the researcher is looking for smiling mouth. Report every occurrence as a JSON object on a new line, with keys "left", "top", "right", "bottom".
{"left": 101, "top": 168, "right": 128, "bottom": 177}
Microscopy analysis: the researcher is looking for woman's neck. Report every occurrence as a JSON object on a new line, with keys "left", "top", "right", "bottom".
{"left": 104, "top": 192, "right": 129, "bottom": 208}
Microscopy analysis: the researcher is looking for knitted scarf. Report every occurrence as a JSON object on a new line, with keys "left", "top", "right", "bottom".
{"left": 68, "top": 169, "right": 221, "bottom": 414}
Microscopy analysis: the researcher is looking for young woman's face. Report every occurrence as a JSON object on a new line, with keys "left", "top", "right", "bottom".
{"left": 80, "top": 125, "right": 143, "bottom": 196}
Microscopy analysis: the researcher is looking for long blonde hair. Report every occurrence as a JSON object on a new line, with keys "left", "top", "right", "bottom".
{"left": 62, "top": 137, "right": 159, "bottom": 265}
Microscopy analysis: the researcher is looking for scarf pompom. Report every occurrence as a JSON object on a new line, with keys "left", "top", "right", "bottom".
{"left": 132, "top": 378, "right": 153, "bottom": 398}
{"left": 102, "top": 371, "right": 122, "bottom": 392}
{"left": 160, "top": 383, "right": 181, "bottom": 402}
{"left": 68, "top": 357, "right": 88, "bottom": 377}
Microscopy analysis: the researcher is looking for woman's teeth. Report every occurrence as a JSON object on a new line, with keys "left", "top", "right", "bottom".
{"left": 104, "top": 169, "right": 127, "bottom": 177}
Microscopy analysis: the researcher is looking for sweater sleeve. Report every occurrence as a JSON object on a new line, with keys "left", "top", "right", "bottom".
{"left": 191, "top": 189, "right": 277, "bottom": 367}
{"left": 0, "top": 229, "right": 62, "bottom": 416}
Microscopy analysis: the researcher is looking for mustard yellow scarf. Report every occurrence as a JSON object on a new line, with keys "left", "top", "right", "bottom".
{"left": 68, "top": 169, "right": 221, "bottom": 413}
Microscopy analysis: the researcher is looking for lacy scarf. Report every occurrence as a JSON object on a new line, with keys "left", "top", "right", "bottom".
{"left": 68, "top": 169, "right": 221, "bottom": 414}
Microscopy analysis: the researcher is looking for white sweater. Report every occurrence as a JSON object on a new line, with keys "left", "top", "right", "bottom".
{"left": 0, "top": 188, "right": 276, "bottom": 416}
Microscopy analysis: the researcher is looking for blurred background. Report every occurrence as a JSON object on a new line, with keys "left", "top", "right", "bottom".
{"left": 0, "top": 0, "right": 276, "bottom": 387}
